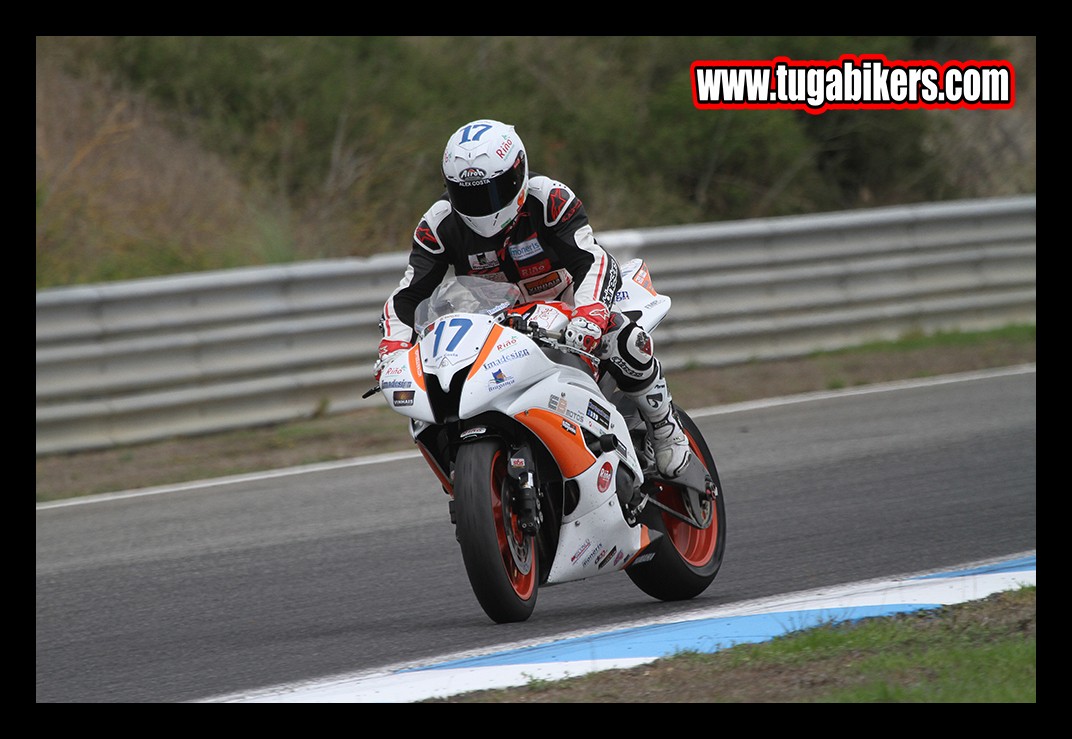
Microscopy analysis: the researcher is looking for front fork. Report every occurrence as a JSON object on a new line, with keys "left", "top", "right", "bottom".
{"left": 505, "top": 443, "right": 542, "bottom": 536}
{"left": 444, "top": 436, "right": 543, "bottom": 536}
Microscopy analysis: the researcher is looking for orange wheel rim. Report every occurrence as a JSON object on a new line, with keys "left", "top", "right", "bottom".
{"left": 660, "top": 430, "right": 719, "bottom": 566}
{"left": 490, "top": 450, "right": 536, "bottom": 599}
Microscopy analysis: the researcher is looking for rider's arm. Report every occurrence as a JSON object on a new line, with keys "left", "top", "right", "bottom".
{"left": 381, "top": 202, "right": 453, "bottom": 342}
{"left": 529, "top": 177, "right": 621, "bottom": 314}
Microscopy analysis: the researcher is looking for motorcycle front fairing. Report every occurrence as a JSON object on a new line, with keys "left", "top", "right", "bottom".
{"left": 389, "top": 318, "right": 653, "bottom": 584}
{"left": 455, "top": 319, "right": 651, "bottom": 585}
{"left": 382, "top": 275, "right": 658, "bottom": 585}
{"left": 456, "top": 317, "right": 647, "bottom": 583}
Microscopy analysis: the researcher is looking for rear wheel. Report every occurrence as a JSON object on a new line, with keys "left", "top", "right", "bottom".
{"left": 627, "top": 409, "right": 726, "bottom": 601}
{"left": 454, "top": 440, "right": 538, "bottom": 623}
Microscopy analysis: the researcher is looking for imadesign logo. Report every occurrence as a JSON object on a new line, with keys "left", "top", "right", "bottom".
{"left": 482, "top": 348, "right": 530, "bottom": 370}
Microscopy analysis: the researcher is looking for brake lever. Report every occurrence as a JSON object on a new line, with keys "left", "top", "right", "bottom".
{"left": 503, "top": 314, "right": 599, "bottom": 362}
{"left": 532, "top": 326, "right": 600, "bottom": 362}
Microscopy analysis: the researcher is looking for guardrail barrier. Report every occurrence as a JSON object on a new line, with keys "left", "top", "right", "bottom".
{"left": 36, "top": 195, "right": 1035, "bottom": 454}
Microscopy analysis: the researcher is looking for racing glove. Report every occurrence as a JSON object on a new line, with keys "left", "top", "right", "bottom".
{"left": 373, "top": 338, "right": 411, "bottom": 381}
{"left": 564, "top": 304, "right": 611, "bottom": 354}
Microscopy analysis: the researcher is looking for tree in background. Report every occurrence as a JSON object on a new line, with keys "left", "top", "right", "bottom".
{"left": 36, "top": 36, "right": 1035, "bottom": 288}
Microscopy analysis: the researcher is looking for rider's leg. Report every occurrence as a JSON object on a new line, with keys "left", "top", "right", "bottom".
{"left": 598, "top": 313, "right": 691, "bottom": 478}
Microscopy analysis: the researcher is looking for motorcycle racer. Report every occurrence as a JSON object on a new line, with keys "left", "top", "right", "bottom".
{"left": 376, "top": 119, "right": 691, "bottom": 479}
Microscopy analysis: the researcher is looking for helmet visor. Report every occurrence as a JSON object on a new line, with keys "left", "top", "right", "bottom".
{"left": 447, "top": 151, "right": 526, "bottom": 217}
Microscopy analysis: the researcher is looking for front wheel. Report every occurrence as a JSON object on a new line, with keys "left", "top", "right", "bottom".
{"left": 627, "top": 408, "right": 726, "bottom": 601}
{"left": 454, "top": 440, "right": 538, "bottom": 623}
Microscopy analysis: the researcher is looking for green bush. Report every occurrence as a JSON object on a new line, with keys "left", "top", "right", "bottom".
{"left": 35, "top": 36, "right": 1034, "bottom": 288}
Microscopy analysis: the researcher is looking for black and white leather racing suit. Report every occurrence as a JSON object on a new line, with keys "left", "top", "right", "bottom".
{"left": 380, "top": 174, "right": 690, "bottom": 478}
{"left": 381, "top": 174, "right": 659, "bottom": 391}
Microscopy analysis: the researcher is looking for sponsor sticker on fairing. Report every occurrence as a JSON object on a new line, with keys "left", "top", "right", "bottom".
{"left": 583, "top": 543, "right": 606, "bottom": 568}
{"left": 586, "top": 399, "right": 611, "bottom": 429}
{"left": 392, "top": 390, "right": 415, "bottom": 407}
{"left": 570, "top": 538, "right": 592, "bottom": 564}
{"left": 631, "top": 262, "right": 656, "bottom": 295}
{"left": 597, "top": 462, "right": 613, "bottom": 493}
{"left": 488, "top": 368, "right": 516, "bottom": 391}
{"left": 482, "top": 348, "right": 531, "bottom": 370}
{"left": 598, "top": 546, "right": 618, "bottom": 569}
{"left": 549, "top": 392, "right": 567, "bottom": 414}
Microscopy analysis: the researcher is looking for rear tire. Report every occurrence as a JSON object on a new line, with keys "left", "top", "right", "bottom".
{"left": 627, "top": 409, "right": 726, "bottom": 601}
{"left": 454, "top": 440, "right": 538, "bottom": 623}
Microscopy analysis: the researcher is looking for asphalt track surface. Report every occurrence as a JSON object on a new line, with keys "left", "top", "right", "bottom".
{"left": 205, "top": 552, "right": 1035, "bottom": 702}
{"left": 36, "top": 366, "right": 1036, "bottom": 703}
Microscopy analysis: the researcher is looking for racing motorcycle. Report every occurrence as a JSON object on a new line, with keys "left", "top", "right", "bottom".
{"left": 365, "top": 259, "right": 725, "bottom": 623}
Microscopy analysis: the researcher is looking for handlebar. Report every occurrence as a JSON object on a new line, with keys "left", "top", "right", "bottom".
{"left": 504, "top": 314, "right": 599, "bottom": 363}
{"left": 365, "top": 312, "right": 599, "bottom": 401}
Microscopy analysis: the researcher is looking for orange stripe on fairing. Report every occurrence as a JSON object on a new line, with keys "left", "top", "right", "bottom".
{"left": 467, "top": 323, "right": 505, "bottom": 380}
{"left": 408, "top": 345, "right": 426, "bottom": 391}
{"left": 631, "top": 260, "right": 657, "bottom": 296}
{"left": 418, "top": 442, "right": 452, "bottom": 495}
{"left": 513, "top": 408, "right": 596, "bottom": 478}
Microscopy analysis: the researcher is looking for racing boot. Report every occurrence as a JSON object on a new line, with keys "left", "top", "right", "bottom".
{"left": 626, "top": 364, "right": 691, "bottom": 479}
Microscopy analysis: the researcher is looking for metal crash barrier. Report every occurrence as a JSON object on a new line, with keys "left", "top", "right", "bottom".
{"left": 36, "top": 195, "right": 1036, "bottom": 455}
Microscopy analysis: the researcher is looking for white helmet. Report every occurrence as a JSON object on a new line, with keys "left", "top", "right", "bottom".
{"left": 442, "top": 119, "right": 528, "bottom": 238}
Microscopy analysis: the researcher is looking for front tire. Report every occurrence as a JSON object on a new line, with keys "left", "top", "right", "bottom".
{"left": 627, "top": 409, "right": 726, "bottom": 601}
{"left": 454, "top": 440, "right": 538, "bottom": 623}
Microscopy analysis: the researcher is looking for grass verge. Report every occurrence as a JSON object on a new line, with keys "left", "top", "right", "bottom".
{"left": 425, "top": 585, "right": 1036, "bottom": 703}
